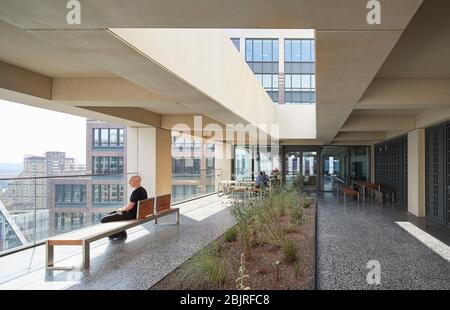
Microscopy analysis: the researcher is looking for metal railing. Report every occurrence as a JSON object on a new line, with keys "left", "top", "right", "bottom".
{"left": 0, "top": 169, "right": 223, "bottom": 257}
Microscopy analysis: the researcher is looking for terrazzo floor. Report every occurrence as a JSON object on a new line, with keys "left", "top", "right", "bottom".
{"left": 316, "top": 192, "right": 450, "bottom": 290}
{"left": 0, "top": 194, "right": 235, "bottom": 290}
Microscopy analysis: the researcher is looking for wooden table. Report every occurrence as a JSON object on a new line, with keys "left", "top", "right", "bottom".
{"left": 354, "top": 181, "right": 381, "bottom": 204}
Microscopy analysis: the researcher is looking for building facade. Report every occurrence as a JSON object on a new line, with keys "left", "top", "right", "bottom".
{"left": 226, "top": 29, "right": 315, "bottom": 105}
{"left": 48, "top": 120, "right": 127, "bottom": 236}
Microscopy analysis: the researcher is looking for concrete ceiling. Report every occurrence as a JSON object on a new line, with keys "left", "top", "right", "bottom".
{"left": 337, "top": 0, "right": 450, "bottom": 145}
{"left": 0, "top": 20, "right": 114, "bottom": 78}
{"left": 377, "top": 0, "right": 450, "bottom": 78}
{"left": 0, "top": 0, "right": 422, "bottom": 30}
{"left": 2, "top": 0, "right": 450, "bottom": 147}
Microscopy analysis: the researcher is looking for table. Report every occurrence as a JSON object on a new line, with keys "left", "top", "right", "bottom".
{"left": 354, "top": 181, "right": 382, "bottom": 204}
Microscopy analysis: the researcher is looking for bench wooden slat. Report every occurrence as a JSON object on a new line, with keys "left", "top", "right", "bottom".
{"left": 48, "top": 215, "right": 157, "bottom": 243}
{"left": 46, "top": 194, "right": 179, "bottom": 269}
{"left": 155, "top": 194, "right": 171, "bottom": 213}
{"left": 341, "top": 187, "right": 359, "bottom": 196}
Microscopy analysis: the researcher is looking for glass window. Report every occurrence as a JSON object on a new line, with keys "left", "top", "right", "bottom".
{"left": 100, "top": 185, "right": 109, "bottom": 202}
{"left": 253, "top": 39, "right": 262, "bottom": 61}
{"left": 301, "top": 75, "right": 311, "bottom": 89}
{"left": 72, "top": 185, "right": 81, "bottom": 203}
{"left": 292, "top": 75, "right": 301, "bottom": 89}
{"left": 311, "top": 75, "right": 316, "bottom": 89}
{"left": 110, "top": 157, "right": 118, "bottom": 174}
{"left": 63, "top": 186, "right": 71, "bottom": 203}
{"left": 100, "top": 129, "right": 109, "bottom": 146}
{"left": 273, "top": 74, "right": 279, "bottom": 90}
{"left": 245, "top": 39, "right": 252, "bottom": 61}
{"left": 311, "top": 40, "right": 315, "bottom": 62}
{"left": 285, "top": 74, "right": 291, "bottom": 88}
{"left": 301, "top": 40, "right": 311, "bottom": 62}
{"left": 292, "top": 40, "right": 301, "bottom": 62}
{"left": 93, "top": 185, "right": 100, "bottom": 202}
{"left": 273, "top": 39, "right": 279, "bottom": 62}
{"left": 285, "top": 39, "right": 292, "bottom": 62}
{"left": 93, "top": 129, "right": 100, "bottom": 146}
{"left": 55, "top": 185, "right": 63, "bottom": 203}
{"left": 262, "top": 74, "right": 272, "bottom": 89}
{"left": 119, "top": 129, "right": 124, "bottom": 146}
{"left": 110, "top": 129, "right": 118, "bottom": 146}
{"left": 262, "top": 39, "right": 272, "bottom": 62}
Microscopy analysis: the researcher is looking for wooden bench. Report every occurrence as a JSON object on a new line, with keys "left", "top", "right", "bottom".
{"left": 45, "top": 194, "right": 179, "bottom": 269}
{"left": 338, "top": 186, "right": 360, "bottom": 205}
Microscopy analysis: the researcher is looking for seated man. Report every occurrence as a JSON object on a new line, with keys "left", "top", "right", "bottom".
{"left": 101, "top": 175, "right": 148, "bottom": 240}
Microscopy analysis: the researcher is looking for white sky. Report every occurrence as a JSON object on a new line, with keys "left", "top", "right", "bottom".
{"left": 0, "top": 100, "right": 86, "bottom": 164}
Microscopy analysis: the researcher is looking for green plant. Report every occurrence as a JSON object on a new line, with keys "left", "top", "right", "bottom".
{"left": 291, "top": 174, "right": 304, "bottom": 194}
{"left": 236, "top": 253, "right": 250, "bottom": 290}
{"left": 224, "top": 227, "right": 238, "bottom": 242}
{"left": 290, "top": 208, "right": 304, "bottom": 225}
{"left": 282, "top": 240, "right": 298, "bottom": 263}
{"left": 183, "top": 245, "right": 229, "bottom": 288}
{"left": 301, "top": 195, "right": 314, "bottom": 208}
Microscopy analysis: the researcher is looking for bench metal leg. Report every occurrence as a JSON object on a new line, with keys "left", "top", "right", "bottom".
{"left": 46, "top": 241, "right": 54, "bottom": 268}
{"left": 176, "top": 210, "right": 180, "bottom": 225}
{"left": 155, "top": 216, "right": 158, "bottom": 224}
{"left": 82, "top": 241, "right": 90, "bottom": 269}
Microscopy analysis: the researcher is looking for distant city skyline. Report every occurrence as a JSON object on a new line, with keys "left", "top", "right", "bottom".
{"left": 0, "top": 100, "right": 86, "bottom": 164}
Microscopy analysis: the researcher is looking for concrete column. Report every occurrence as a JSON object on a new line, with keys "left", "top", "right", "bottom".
{"left": 408, "top": 129, "right": 425, "bottom": 217}
{"left": 214, "top": 141, "right": 233, "bottom": 186}
{"left": 126, "top": 127, "right": 172, "bottom": 198}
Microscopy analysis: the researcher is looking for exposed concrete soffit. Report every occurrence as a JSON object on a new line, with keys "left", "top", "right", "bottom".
{"left": 0, "top": 0, "right": 423, "bottom": 30}
{"left": 358, "top": 78, "right": 450, "bottom": 109}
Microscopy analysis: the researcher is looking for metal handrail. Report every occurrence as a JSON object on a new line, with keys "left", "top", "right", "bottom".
{"left": 0, "top": 172, "right": 139, "bottom": 181}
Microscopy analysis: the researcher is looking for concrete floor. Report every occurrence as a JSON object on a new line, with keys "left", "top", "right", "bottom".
{"left": 2, "top": 191, "right": 449, "bottom": 290}
{"left": 316, "top": 192, "right": 450, "bottom": 289}
{"left": 0, "top": 194, "right": 234, "bottom": 290}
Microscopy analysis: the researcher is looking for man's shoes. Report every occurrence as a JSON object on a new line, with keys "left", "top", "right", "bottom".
{"left": 108, "top": 231, "right": 127, "bottom": 240}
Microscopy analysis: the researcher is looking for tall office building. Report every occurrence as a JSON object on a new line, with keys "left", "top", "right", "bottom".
{"left": 48, "top": 120, "right": 126, "bottom": 236}
{"left": 226, "top": 29, "right": 315, "bottom": 105}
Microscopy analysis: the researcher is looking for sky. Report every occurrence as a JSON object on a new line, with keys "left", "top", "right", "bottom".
{"left": 0, "top": 99, "right": 86, "bottom": 164}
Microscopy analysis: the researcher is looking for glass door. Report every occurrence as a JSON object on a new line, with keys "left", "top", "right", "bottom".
{"left": 320, "top": 147, "right": 348, "bottom": 192}
{"left": 302, "top": 151, "right": 317, "bottom": 191}
{"left": 284, "top": 150, "right": 317, "bottom": 190}
{"left": 284, "top": 151, "right": 301, "bottom": 187}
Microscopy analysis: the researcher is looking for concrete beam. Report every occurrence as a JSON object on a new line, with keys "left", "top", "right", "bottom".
{"left": 358, "top": 78, "right": 450, "bottom": 109}
{"left": 0, "top": 60, "right": 51, "bottom": 99}
{"left": 334, "top": 131, "right": 387, "bottom": 142}
{"left": 80, "top": 107, "right": 161, "bottom": 128}
{"left": 340, "top": 115, "right": 415, "bottom": 132}
{"left": 415, "top": 108, "right": 450, "bottom": 129}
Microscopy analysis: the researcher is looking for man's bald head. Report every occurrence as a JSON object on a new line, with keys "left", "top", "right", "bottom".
{"left": 129, "top": 175, "right": 142, "bottom": 188}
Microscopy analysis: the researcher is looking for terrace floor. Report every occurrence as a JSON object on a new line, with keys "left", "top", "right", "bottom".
{"left": 2, "top": 191, "right": 449, "bottom": 290}
{"left": 0, "top": 194, "right": 234, "bottom": 289}
{"left": 316, "top": 192, "right": 450, "bottom": 289}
